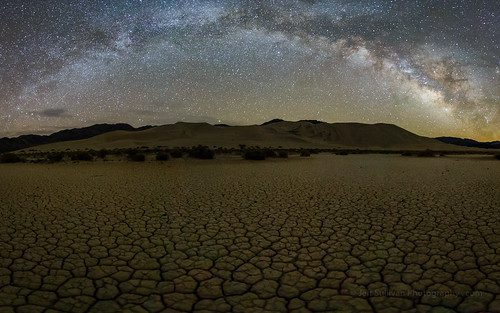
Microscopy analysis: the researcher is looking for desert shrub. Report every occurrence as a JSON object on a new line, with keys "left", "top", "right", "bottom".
{"left": 70, "top": 151, "right": 93, "bottom": 161}
{"left": 278, "top": 150, "right": 288, "bottom": 158}
{"left": 126, "top": 149, "right": 138, "bottom": 156}
{"left": 494, "top": 154, "right": 500, "bottom": 160}
{"left": 189, "top": 145, "right": 215, "bottom": 160}
{"left": 417, "top": 149, "right": 435, "bottom": 157}
{"left": 96, "top": 149, "right": 108, "bottom": 159}
{"left": 215, "top": 147, "right": 230, "bottom": 154}
{"left": 127, "top": 150, "right": 146, "bottom": 162}
{"left": 401, "top": 151, "right": 413, "bottom": 157}
{"left": 243, "top": 149, "right": 266, "bottom": 160}
{"left": 300, "top": 150, "right": 311, "bottom": 157}
{"left": 377, "top": 150, "right": 391, "bottom": 154}
{"left": 263, "top": 149, "right": 278, "bottom": 158}
{"left": 128, "top": 153, "right": 146, "bottom": 162}
{"left": 170, "top": 149, "right": 184, "bottom": 158}
{"left": 0, "top": 153, "right": 23, "bottom": 163}
{"left": 336, "top": 151, "right": 349, "bottom": 155}
{"left": 47, "top": 152, "right": 64, "bottom": 163}
{"left": 110, "top": 149, "right": 124, "bottom": 156}
{"left": 156, "top": 152, "right": 170, "bottom": 161}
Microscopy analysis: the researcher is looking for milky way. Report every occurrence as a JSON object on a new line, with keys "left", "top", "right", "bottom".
{"left": 1, "top": 0, "right": 498, "bottom": 140}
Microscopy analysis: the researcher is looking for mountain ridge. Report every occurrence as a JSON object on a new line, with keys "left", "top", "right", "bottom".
{"left": 435, "top": 137, "right": 500, "bottom": 149}
{"left": 4, "top": 119, "right": 484, "bottom": 152}
{"left": 0, "top": 123, "right": 153, "bottom": 153}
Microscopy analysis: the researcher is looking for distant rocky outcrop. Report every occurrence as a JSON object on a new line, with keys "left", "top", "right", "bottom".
{"left": 298, "top": 119, "right": 326, "bottom": 124}
{"left": 261, "top": 119, "right": 285, "bottom": 126}
{"left": 436, "top": 137, "right": 500, "bottom": 149}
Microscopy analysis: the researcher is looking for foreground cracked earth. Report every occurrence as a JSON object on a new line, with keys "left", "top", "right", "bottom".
{"left": 0, "top": 155, "right": 499, "bottom": 312}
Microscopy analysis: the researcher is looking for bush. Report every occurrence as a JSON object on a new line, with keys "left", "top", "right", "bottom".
{"left": 70, "top": 151, "right": 93, "bottom": 161}
{"left": 417, "top": 149, "right": 435, "bottom": 157}
{"left": 263, "top": 149, "right": 278, "bottom": 158}
{"left": 47, "top": 152, "right": 64, "bottom": 163}
{"left": 243, "top": 149, "right": 266, "bottom": 160}
{"left": 128, "top": 153, "right": 146, "bottom": 162}
{"left": 156, "top": 152, "right": 170, "bottom": 161}
{"left": 96, "top": 149, "right": 108, "bottom": 159}
{"left": 401, "top": 151, "right": 413, "bottom": 157}
{"left": 495, "top": 154, "right": 500, "bottom": 160}
{"left": 170, "top": 149, "right": 184, "bottom": 158}
{"left": 0, "top": 153, "right": 23, "bottom": 163}
{"left": 188, "top": 145, "right": 215, "bottom": 159}
{"left": 215, "top": 147, "right": 230, "bottom": 154}
{"left": 336, "top": 151, "right": 349, "bottom": 155}
{"left": 278, "top": 150, "right": 288, "bottom": 158}
{"left": 300, "top": 150, "right": 311, "bottom": 157}
{"left": 127, "top": 150, "right": 146, "bottom": 162}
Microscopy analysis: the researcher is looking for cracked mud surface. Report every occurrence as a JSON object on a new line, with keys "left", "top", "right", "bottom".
{"left": 0, "top": 155, "right": 499, "bottom": 312}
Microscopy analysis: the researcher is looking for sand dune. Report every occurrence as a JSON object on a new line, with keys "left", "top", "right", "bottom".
{"left": 25, "top": 120, "right": 461, "bottom": 152}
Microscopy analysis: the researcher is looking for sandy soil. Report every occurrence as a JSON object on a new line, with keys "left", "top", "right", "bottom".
{"left": 0, "top": 155, "right": 499, "bottom": 312}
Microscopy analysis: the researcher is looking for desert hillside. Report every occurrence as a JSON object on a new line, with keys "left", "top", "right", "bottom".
{"left": 0, "top": 123, "right": 151, "bottom": 153}
{"left": 21, "top": 120, "right": 460, "bottom": 152}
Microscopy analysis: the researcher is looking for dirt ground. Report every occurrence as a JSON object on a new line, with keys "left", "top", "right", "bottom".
{"left": 0, "top": 154, "right": 499, "bottom": 312}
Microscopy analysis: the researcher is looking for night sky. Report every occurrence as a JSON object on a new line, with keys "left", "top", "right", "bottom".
{"left": 1, "top": 1, "right": 498, "bottom": 140}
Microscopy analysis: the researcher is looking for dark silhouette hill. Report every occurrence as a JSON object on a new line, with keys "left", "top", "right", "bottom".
{"left": 0, "top": 124, "right": 153, "bottom": 153}
{"left": 436, "top": 137, "right": 500, "bottom": 149}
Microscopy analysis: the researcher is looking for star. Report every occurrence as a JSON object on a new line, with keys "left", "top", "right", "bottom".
{"left": 0, "top": 0, "right": 498, "bottom": 140}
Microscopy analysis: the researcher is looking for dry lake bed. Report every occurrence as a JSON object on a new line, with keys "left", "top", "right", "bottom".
{"left": 0, "top": 154, "right": 499, "bottom": 313}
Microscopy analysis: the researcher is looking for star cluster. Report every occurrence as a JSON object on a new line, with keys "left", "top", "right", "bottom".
{"left": 1, "top": 0, "right": 498, "bottom": 140}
